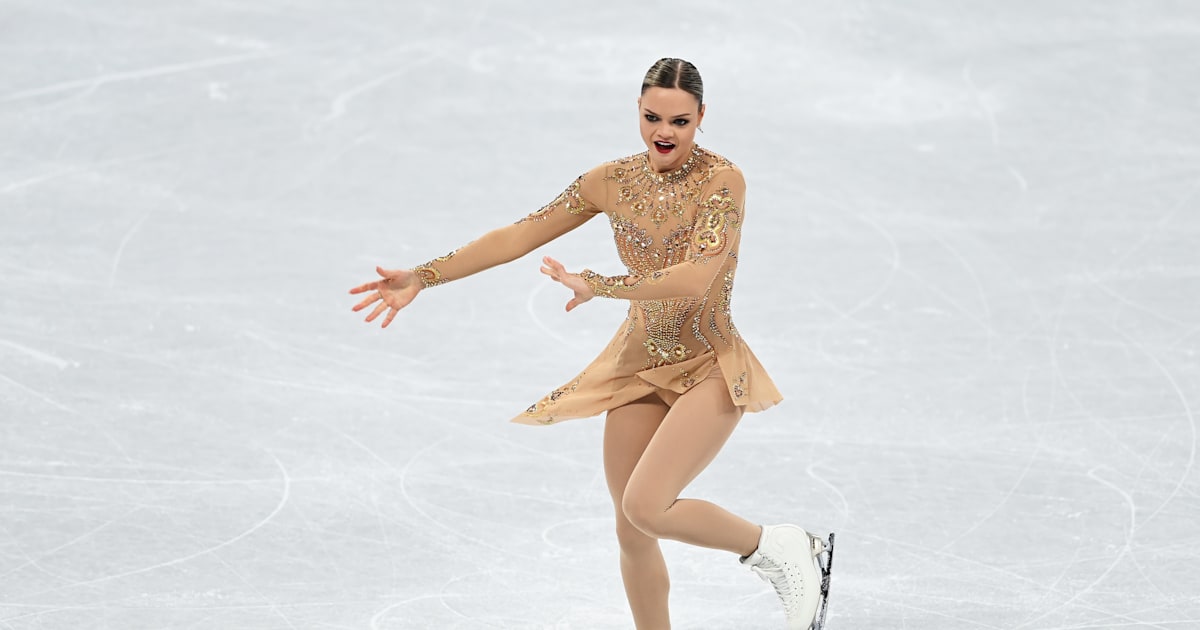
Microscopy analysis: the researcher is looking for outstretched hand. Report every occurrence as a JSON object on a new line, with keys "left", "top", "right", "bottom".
{"left": 349, "top": 266, "right": 421, "bottom": 328}
{"left": 540, "top": 256, "right": 594, "bottom": 312}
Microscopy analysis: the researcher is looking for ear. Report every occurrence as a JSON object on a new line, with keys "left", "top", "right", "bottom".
{"left": 637, "top": 96, "right": 643, "bottom": 110}
{"left": 696, "top": 103, "right": 706, "bottom": 127}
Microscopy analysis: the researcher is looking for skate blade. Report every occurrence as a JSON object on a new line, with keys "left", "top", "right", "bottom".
{"left": 812, "top": 532, "right": 835, "bottom": 630}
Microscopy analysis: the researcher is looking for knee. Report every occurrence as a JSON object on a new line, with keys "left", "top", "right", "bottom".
{"left": 614, "top": 511, "right": 655, "bottom": 551}
{"left": 621, "top": 489, "right": 671, "bottom": 540}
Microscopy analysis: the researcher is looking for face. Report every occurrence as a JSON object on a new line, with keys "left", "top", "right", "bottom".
{"left": 638, "top": 87, "right": 705, "bottom": 173}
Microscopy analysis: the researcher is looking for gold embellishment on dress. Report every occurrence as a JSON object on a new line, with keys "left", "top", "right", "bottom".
{"left": 662, "top": 225, "right": 691, "bottom": 264}
{"left": 718, "top": 270, "right": 735, "bottom": 316}
{"left": 718, "top": 268, "right": 742, "bottom": 341}
{"left": 707, "top": 304, "right": 727, "bottom": 347}
{"left": 412, "top": 266, "right": 442, "bottom": 288}
{"left": 412, "top": 250, "right": 456, "bottom": 288}
{"left": 513, "top": 150, "right": 759, "bottom": 417}
{"left": 605, "top": 146, "right": 718, "bottom": 229}
{"left": 519, "top": 176, "right": 587, "bottom": 223}
{"left": 668, "top": 186, "right": 743, "bottom": 348}
{"left": 693, "top": 187, "right": 737, "bottom": 255}
{"left": 695, "top": 270, "right": 727, "bottom": 349}
{"left": 609, "top": 216, "right": 692, "bottom": 274}
{"left": 733, "top": 372, "right": 747, "bottom": 399}
{"left": 642, "top": 147, "right": 700, "bottom": 184}
{"left": 691, "top": 306, "right": 714, "bottom": 355}
{"left": 580, "top": 269, "right": 643, "bottom": 298}
{"left": 639, "top": 298, "right": 695, "bottom": 368}
{"left": 524, "top": 372, "right": 585, "bottom": 424}
{"left": 641, "top": 340, "right": 691, "bottom": 365}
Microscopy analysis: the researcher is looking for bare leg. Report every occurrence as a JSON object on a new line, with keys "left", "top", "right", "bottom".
{"left": 621, "top": 376, "right": 762, "bottom": 555}
{"left": 604, "top": 394, "right": 672, "bottom": 630}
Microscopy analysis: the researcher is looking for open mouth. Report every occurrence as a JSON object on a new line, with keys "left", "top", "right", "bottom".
{"left": 653, "top": 140, "right": 675, "bottom": 154}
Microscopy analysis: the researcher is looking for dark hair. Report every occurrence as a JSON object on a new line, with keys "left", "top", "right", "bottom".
{"left": 641, "top": 58, "right": 703, "bottom": 106}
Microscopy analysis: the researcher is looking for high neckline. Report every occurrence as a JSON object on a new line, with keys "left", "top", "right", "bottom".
{"left": 643, "top": 145, "right": 702, "bottom": 183}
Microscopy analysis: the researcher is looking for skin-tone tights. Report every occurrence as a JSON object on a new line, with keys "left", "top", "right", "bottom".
{"left": 603, "top": 375, "right": 763, "bottom": 630}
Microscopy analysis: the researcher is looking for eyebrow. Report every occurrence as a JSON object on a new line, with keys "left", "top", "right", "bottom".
{"left": 644, "top": 108, "right": 693, "bottom": 119}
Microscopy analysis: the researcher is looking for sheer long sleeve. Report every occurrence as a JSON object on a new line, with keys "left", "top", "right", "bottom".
{"left": 412, "top": 171, "right": 603, "bottom": 288}
{"left": 579, "top": 166, "right": 746, "bottom": 301}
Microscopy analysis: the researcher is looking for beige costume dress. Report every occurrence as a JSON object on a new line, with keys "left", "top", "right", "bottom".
{"left": 412, "top": 145, "right": 782, "bottom": 425}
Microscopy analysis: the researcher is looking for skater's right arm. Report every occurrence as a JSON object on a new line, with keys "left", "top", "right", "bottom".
{"left": 349, "top": 168, "right": 604, "bottom": 327}
{"left": 409, "top": 169, "right": 604, "bottom": 288}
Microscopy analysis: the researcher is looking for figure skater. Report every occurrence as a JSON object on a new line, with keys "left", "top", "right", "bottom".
{"left": 349, "top": 58, "right": 834, "bottom": 630}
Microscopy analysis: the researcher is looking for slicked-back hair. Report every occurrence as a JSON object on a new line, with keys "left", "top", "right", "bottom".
{"left": 641, "top": 58, "right": 704, "bottom": 107}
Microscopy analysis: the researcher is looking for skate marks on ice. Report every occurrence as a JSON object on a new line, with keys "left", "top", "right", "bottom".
{"left": 3, "top": 0, "right": 1200, "bottom": 628}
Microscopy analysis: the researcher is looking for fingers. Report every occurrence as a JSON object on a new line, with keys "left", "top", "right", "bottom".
{"left": 351, "top": 292, "right": 381, "bottom": 312}
{"left": 541, "top": 256, "right": 572, "bottom": 282}
{"left": 364, "top": 300, "right": 390, "bottom": 323}
{"left": 348, "top": 281, "right": 378, "bottom": 295}
{"left": 565, "top": 293, "right": 593, "bottom": 312}
{"left": 378, "top": 266, "right": 416, "bottom": 283}
{"left": 352, "top": 268, "right": 409, "bottom": 327}
{"left": 353, "top": 292, "right": 401, "bottom": 326}
{"left": 543, "top": 256, "right": 585, "bottom": 313}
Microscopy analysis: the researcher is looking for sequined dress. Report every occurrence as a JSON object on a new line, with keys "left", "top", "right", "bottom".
{"left": 412, "top": 146, "right": 782, "bottom": 424}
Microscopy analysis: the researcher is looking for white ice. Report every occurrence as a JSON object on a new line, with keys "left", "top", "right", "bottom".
{"left": 1, "top": 1, "right": 1198, "bottom": 628}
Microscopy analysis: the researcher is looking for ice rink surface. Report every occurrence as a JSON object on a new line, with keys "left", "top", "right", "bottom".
{"left": 2, "top": 1, "right": 1199, "bottom": 628}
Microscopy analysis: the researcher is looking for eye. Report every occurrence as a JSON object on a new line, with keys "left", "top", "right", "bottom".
{"left": 672, "top": 118, "right": 690, "bottom": 127}
{"left": 644, "top": 114, "right": 660, "bottom": 122}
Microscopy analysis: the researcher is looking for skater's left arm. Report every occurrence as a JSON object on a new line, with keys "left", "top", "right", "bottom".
{"left": 570, "top": 165, "right": 746, "bottom": 302}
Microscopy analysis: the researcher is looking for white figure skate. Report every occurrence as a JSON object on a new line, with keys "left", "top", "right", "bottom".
{"left": 740, "top": 525, "right": 836, "bottom": 629}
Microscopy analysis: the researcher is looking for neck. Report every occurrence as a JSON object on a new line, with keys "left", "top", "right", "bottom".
{"left": 644, "top": 145, "right": 700, "bottom": 182}
{"left": 649, "top": 143, "right": 697, "bottom": 173}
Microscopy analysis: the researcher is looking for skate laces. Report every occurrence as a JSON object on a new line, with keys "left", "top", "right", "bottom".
{"left": 750, "top": 556, "right": 801, "bottom": 614}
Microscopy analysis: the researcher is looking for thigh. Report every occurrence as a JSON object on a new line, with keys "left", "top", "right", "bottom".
{"left": 603, "top": 393, "right": 671, "bottom": 505}
{"left": 625, "top": 376, "right": 745, "bottom": 508}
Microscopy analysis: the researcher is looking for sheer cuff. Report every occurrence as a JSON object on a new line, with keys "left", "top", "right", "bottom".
{"left": 412, "top": 251, "right": 456, "bottom": 288}
{"left": 411, "top": 266, "right": 445, "bottom": 288}
{"left": 579, "top": 269, "right": 642, "bottom": 298}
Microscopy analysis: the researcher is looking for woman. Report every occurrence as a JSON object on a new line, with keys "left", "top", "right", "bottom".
{"left": 350, "top": 58, "right": 834, "bottom": 630}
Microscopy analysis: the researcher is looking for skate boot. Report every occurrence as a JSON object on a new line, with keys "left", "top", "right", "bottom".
{"left": 740, "top": 525, "right": 836, "bottom": 629}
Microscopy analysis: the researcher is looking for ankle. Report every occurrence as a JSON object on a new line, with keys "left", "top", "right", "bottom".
{"left": 738, "top": 524, "right": 764, "bottom": 559}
